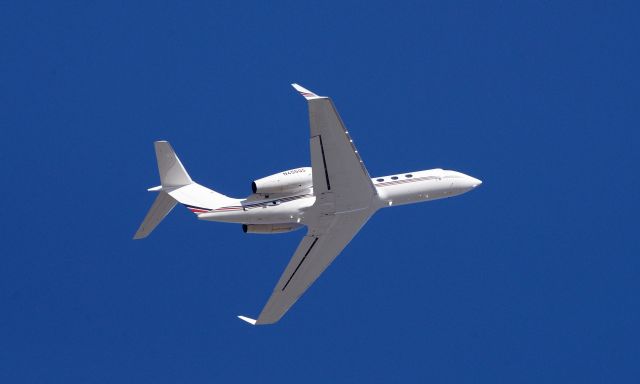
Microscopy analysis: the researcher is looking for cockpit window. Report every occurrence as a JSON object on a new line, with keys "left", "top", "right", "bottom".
{"left": 405, "top": 174, "right": 413, "bottom": 178}
{"left": 376, "top": 178, "right": 384, "bottom": 182}
{"left": 391, "top": 176, "right": 398, "bottom": 180}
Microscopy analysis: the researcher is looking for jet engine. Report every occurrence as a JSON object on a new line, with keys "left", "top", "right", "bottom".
{"left": 251, "top": 167, "right": 312, "bottom": 194}
{"left": 242, "top": 223, "right": 304, "bottom": 234}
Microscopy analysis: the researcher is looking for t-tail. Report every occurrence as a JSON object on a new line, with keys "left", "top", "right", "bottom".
{"left": 133, "top": 141, "right": 237, "bottom": 239}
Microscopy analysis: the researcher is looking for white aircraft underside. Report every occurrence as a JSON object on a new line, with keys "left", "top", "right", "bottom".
{"left": 134, "top": 84, "right": 481, "bottom": 325}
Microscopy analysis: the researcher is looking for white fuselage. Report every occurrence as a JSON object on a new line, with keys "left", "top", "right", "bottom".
{"left": 197, "top": 168, "right": 481, "bottom": 226}
{"left": 134, "top": 85, "right": 486, "bottom": 325}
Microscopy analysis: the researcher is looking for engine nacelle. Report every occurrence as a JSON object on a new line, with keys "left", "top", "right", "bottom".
{"left": 251, "top": 167, "right": 312, "bottom": 194}
{"left": 242, "top": 223, "right": 304, "bottom": 234}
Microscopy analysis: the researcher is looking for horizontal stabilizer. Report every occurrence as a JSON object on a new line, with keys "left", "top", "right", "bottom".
{"left": 133, "top": 192, "right": 177, "bottom": 239}
{"left": 237, "top": 315, "right": 257, "bottom": 325}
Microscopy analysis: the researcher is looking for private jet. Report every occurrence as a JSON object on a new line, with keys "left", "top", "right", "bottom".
{"left": 134, "top": 84, "right": 482, "bottom": 325}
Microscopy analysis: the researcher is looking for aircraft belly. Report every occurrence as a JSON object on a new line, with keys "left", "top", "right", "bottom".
{"left": 376, "top": 179, "right": 452, "bottom": 206}
{"left": 198, "top": 197, "right": 313, "bottom": 224}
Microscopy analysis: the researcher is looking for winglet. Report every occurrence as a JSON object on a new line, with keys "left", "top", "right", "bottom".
{"left": 291, "top": 83, "right": 324, "bottom": 100}
{"left": 237, "top": 315, "right": 257, "bottom": 325}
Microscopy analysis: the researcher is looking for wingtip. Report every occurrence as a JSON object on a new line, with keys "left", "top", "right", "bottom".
{"left": 237, "top": 315, "right": 257, "bottom": 325}
{"left": 291, "top": 83, "right": 323, "bottom": 100}
{"left": 290, "top": 83, "right": 305, "bottom": 91}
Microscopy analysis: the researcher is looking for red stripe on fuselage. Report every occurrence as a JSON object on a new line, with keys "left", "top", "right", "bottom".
{"left": 188, "top": 208, "right": 210, "bottom": 213}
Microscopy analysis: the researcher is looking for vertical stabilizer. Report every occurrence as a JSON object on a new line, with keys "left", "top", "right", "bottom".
{"left": 155, "top": 141, "right": 193, "bottom": 187}
{"left": 134, "top": 140, "right": 239, "bottom": 239}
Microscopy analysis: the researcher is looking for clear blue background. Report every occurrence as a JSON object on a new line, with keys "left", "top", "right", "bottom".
{"left": 2, "top": 1, "right": 639, "bottom": 382}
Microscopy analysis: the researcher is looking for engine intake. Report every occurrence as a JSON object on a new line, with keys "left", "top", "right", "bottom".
{"left": 251, "top": 167, "right": 312, "bottom": 194}
{"left": 242, "top": 223, "right": 303, "bottom": 234}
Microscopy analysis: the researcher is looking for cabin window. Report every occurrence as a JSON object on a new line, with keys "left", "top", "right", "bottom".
{"left": 405, "top": 174, "right": 413, "bottom": 178}
{"left": 391, "top": 176, "right": 399, "bottom": 180}
{"left": 376, "top": 178, "right": 384, "bottom": 182}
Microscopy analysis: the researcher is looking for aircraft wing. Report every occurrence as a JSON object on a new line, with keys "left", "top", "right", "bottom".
{"left": 239, "top": 208, "right": 373, "bottom": 325}
{"left": 292, "top": 83, "right": 376, "bottom": 212}
{"left": 237, "top": 84, "right": 378, "bottom": 325}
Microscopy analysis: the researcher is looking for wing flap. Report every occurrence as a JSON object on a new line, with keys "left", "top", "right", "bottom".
{"left": 309, "top": 135, "right": 330, "bottom": 192}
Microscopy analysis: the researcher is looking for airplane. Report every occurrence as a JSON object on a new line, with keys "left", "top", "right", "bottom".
{"left": 133, "top": 84, "right": 482, "bottom": 325}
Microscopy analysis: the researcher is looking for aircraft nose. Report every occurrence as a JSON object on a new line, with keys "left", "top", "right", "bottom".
{"left": 446, "top": 171, "right": 482, "bottom": 194}
{"left": 454, "top": 175, "right": 482, "bottom": 192}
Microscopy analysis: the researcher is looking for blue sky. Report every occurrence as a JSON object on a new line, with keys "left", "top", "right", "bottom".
{"left": 2, "top": 1, "right": 639, "bottom": 382}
